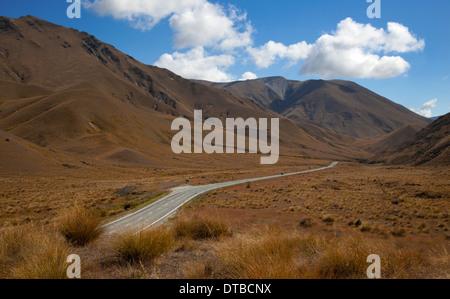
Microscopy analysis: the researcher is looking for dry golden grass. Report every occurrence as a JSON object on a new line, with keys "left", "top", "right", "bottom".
{"left": 113, "top": 227, "right": 174, "bottom": 264}
{"left": 213, "top": 229, "right": 441, "bottom": 279}
{"left": 0, "top": 226, "right": 30, "bottom": 278}
{"left": 182, "top": 260, "right": 216, "bottom": 279}
{"left": 0, "top": 226, "right": 69, "bottom": 279}
{"left": 172, "top": 213, "right": 232, "bottom": 240}
{"left": 198, "top": 164, "right": 449, "bottom": 238}
{"left": 217, "top": 230, "right": 307, "bottom": 279}
{"left": 12, "top": 234, "right": 69, "bottom": 279}
{"left": 0, "top": 163, "right": 448, "bottom": 279}
{"left": 57, "top": 204, "right": 104, "bottom": 247}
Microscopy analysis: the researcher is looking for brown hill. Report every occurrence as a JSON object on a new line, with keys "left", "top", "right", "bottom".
{"left": 200, "top": 77, "right": 430, "bottom": 139}
{"left": 373, "top": 114, "right": 450, "bottom": 166}
{"left": 0, "top": 16, "right": 368, "bottom": 172}
{"left": 357, "top": 124, "right": 423, "bottom": 154}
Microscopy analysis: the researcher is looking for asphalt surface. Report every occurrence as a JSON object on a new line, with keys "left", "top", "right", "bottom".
{"left": 104, "top": 161, "right": 339, "bottom": 235}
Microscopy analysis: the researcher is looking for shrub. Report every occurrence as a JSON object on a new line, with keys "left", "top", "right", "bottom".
{"left": 173, "top": 213, "right": 232, "bottom": 240}
{"left": 322, "top": 216, "right": 335, "bottom": 226}
{"left": 360, "top": 225, "right": 372, "bottom": 233}
{"left": 57, "top": 204, "right": 104, "bottom": 246}
{"left": 113, "top": 227, "right": 174, "bottom": 264}
{"left": 391, "top": 229, "right": 407, "bottom": 238}
{"left": 299, "top": 218, "right": 314, "bottom": 228}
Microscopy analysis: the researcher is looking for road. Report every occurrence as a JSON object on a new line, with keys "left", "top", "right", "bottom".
{"left": 103, "top": 161, "right": 339, "bottom": 235}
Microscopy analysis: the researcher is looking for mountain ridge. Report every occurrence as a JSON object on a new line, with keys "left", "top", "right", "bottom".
{"left": 199, "top": 77, "right": 431, "bottom": 139}
{"left": 0, "top": 15, "right": 372, "bottom": 172}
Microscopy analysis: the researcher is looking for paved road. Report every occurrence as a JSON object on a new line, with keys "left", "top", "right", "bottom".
{"left": 104, "top": 161, "right": 339, "bottom": 235}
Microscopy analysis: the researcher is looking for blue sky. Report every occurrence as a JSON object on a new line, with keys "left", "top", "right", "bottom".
{"left": 1, "top": 0, "right": 449, "bottom": 117}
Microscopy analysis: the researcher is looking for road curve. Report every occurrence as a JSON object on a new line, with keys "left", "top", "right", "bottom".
{"left": 103, "top": 161, "right": 339, "bottom": 235}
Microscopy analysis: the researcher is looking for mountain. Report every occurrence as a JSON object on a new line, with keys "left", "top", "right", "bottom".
{"left": 373, "top": 113, "right": 450, "bottom": 166}
{"left": 0, "top": 16, "right": 369, "bottom": 172}
{"left": 200, "top": 77, "right": 431, "bottom": 139}
{"left": 430, "top": 116, "right": 442, "bottom": 121}
{"left": 357, "top": 124, "right": 423, "bottom": 154}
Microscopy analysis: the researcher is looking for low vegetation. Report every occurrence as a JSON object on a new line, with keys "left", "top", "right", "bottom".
{"left": 113, "top": 227, "right": 174, "bottom": 264}
{"left": 0, "top": 226, "right": 69, "bottom": 279}
{"left": 0, "top": 163, "right": 448, "bottom": 279}
{"left": 57, "top": 204, "right": 104, "bottom": 247}
{"left": 172, "top": 213, "right": 232, "bottom": 240}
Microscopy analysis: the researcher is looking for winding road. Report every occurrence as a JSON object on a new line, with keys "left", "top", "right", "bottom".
{"left": 104, "top": 161, "right": 339, "bottom": 235}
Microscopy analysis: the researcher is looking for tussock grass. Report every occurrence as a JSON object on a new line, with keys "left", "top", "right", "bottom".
{"left": 0, "top": 227, "right": 29, "bottom": 260}
{"left": 173, "top": 213, "right": 232, "bottom": 240}
{"left": 0, "top": 227, "right": 31, "bottom": 278}
{"left": 317, "top": 237, "right": 375, "bottom": 279}
{"left": 10, "top": 230, "right": 69, "bottom": 279}
{"left": 57, "top": 204, "right": 104, "bottom": 247}
{"left": 217, "top": 229, "right": 317, "bottom": 279}
{"left": 214, "top": 229, "right": 437, "bottom": 279}
{"left": 381, "top": 248, "right": 430, "bottom": 279}
{"left": 182, "top": 260, "right": 216, "bottom": 279}
{"left": 113, "top": 227, "right": 174, "bottom": 264}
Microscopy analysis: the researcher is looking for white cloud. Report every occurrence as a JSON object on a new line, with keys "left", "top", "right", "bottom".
{"left": 411, "top": 99, "right": 438, "bottom": 118}
{"left": 249, "top": 18, "right": 424, "bottom": 79}
{"left": 86, "top": 0, "right": 253, "bottom": 50}
{"left": 85, "top": 0, "right": 203, "bottom": 30}
{"left": 86, "top": 2, "right": 424, "bottom": 82}
{"left": 154, "top": 47, "right": 235, "bottom": 82}
{"left": 301, "top": 18, "right": 424, "bottom": 78}
{"left": 248, "top": 41, "right": 312, "bottom": 68}
{"left": 169, "top": 3, "right": 253, "bottom": 50}
{"left": 240, "top": 72, "right": 258, "bottom": 81}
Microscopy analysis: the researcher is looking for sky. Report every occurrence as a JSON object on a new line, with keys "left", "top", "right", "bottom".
{"left": 1, "top": 0, "right": 449, "bottom": 117}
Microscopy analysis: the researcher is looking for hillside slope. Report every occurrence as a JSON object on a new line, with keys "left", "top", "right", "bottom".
{"left": 373, "top": 114, "right": 450, "bottom": 166}
{"left": 201, "top": 77, "right": 430, "bottom": 139}
{"left": 0, "top": 16, "right": 368, "bottom": 172}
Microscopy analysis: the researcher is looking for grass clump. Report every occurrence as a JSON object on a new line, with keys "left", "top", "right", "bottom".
{"left": 173, "top": 213, "right": 232, "bottom": 240}
{"left": 12, "top": 232, "right": 69, "bottom": 279}
{"left": 217, "top": 233, "right": 303, "bottom": 279}
{"left": 317, "top": 237, "right": 373, "bottom": 279}
{"left": 0, "top": 227, "right": 30, "bottom": 278}
{"left": 57, "top": 204, "right": 104, "bottom": 247}
{"left": 215, "top": 227, "right": 325, "bottom": 279}
{"left": 113, "top": 227, "right": 174, "bottom": 264}
{"left": 322, "top": 216, "right": 335, "bottom": 226}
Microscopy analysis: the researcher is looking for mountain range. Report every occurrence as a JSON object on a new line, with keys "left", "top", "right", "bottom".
{"left": 198, "top": 77, "right": 430, "bottom": 139}
{"left": 0, "top": 15, "right": 447, "bottom": 172}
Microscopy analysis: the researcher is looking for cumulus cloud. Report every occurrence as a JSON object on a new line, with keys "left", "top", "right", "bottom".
{"left": 301, "top": 18, "right": 424, "bottom": 78}
{"left": 411, "top": 99, "right": 438, "bottom": 118}
{"left": 248, "top": 41, "right": 312, "bottom": 68}
{"left": 169, "top": 3, "right": 253, "bottom": 50}
{"left": 85, "top": 0, "right": 203, "bottom": 30}
{"left": 249, "top": 18, "right": 424, "bottom": 79}
{"left": 86, "top": 0, "right": 253, "bottom": 50}
{"left": 86, "top": 2, "right": 424, "bottom": 81}
{"left": 86, "top": 0, "right": 254, "bottom": 81}
{"left": 240, "top": 72, "right": 258, "bottom": 81}
{"left": 154, "top": 47, "right": 235, "bottom": 82}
